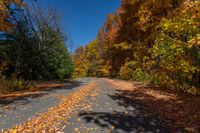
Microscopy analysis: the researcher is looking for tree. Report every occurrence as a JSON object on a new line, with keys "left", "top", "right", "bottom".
{"left": 72, "top": 46, "right": 87, "bottom": 78}
{"left": 149, "top": 0, "right": 200, "bottom": 90}
{"left": 73, "top": 0, "right": 199, "bottom": 94}
{"left": 0, "top": 2, "right": 73, "bottom": 80}
{"left": 0, "top": 0, "right": 22, "bottom": 32}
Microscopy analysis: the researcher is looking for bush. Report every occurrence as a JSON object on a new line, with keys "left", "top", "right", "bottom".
{"left": 119, "top": 61, "right": 137, "bottom": 80}
{"left": 120, "top": 61, "right": 149, "bottom": 81}
{"left": 0, "top": 76, "right": 28, "bottom": 94}
{"left": 133, "top": 68, "right": 148, "bottom": 82}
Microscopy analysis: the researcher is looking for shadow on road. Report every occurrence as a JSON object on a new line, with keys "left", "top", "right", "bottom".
{"left": 41, "top": 81, "right": 83, "bottom": 92}
{"left": 0, "top": 80, "right": 83, "bottom": 107}
{"left": 79, "top": 109, "right": 169, "bottom": 133}
{"left": 79, "top": 86, "right": 170, "bottom": 133}
{"left": 79, "top": 80, "right": 200, "bottom": 133}
{"left": 0, "top": 92, "right": 48, "bottom": 106}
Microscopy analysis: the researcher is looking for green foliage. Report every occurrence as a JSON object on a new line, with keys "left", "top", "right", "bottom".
{"left": 133, "top": 68, "right": 148, "bottom": 82}
{"left": 119, "top": 61, "right": 148, "bottom": 81}
{"left": 0, "top": 5, "right": 73, "bottom": 81}
{"left": 0, "top": 2, "right": 74, "bottom": 93}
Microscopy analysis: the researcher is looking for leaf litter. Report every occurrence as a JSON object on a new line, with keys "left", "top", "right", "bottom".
{"left": 106, "top": 79, "right": 200, "bottom": 132}
{"left": 3, "top": 81, "right": 98, "bottom": 133}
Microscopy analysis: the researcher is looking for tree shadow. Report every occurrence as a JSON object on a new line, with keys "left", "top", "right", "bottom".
{"left": 40, "top": 81, "right": 83, "bottom": 92}
{"left": 0, "top": 80, "right": 83, "bottom": 107}
{"left": 0, "top": 92, "right": 47, "bottom": 106}
{"left": 79, "top": 109, "right": 169, "bottom": 133}
{"left": 33, "top": 80, "right": 84, "bottom": 92}
{"left": 79, "top": 86, "right": 170, "bottom": 133}
{"left": 108, "top": 89, "right": 159, "bottom": 109}
{"left": 107, "top": 86, "right": 200, "bottom": 132}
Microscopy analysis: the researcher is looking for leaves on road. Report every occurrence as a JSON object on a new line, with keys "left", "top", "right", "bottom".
{"left": 3, "top": 81, "right": 98, "bottom": 132}
{"left": 107, "top": 79, "right": 200, "bottom": 132}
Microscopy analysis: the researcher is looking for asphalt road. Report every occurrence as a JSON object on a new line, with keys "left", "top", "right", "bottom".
{"left": 0, "top": 78, "right": 93, "bottom": 130}
{"left": 0, "top": 78, "right": 169, "bottom": 132}
{"left": 64, "top": 78, "right": 169, "bottom": 133}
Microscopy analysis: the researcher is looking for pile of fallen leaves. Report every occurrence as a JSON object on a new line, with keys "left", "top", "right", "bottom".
{"left": 107, "top": 79, "right": 200, "bottom": 133}
{"left": 4, "top": 81, "right": 97, "bottom": 132}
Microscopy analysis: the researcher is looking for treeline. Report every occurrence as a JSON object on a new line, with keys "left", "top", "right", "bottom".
{"left": 73, "top": 0, "right": 200, "bottom": 94}
{"left": 0, "top": 1, "right": 73, "bottom": 93}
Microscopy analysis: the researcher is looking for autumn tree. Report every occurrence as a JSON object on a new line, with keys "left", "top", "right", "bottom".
{"left": 72, "top": 46, "right": 87, "bottom": 78}
{"left": 0, "top": 0, "right": 23, "bottom": 32}
{"left": 73, "top": 0, "right": 199, "bottom": 94}
{"left": 149, "top": 0, "right": 200, "bottom": 91}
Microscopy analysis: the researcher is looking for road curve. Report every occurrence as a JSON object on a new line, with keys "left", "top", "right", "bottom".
{"left": 0, "top": 78, "right": 93, "bottom": 130}
{"left": 0, "top": 78, "right": 170, "bottom": 132}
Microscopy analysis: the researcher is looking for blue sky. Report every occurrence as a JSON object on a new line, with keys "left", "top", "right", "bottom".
{"left": 35, "top": 0, "right": 121, "bottom": 51}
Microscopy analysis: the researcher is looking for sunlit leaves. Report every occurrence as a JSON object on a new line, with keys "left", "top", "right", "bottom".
{"left": 148, "top": 0, "right": 200, "bottom": 89}
{"left": 138, "top": 5, "right": 152, "bottom": 31}
{"left": 73, "top": 0, "right": 199, "bottom": 93}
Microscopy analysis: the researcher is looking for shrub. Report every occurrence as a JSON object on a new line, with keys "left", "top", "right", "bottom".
{"left": 0, "top": 76, "right": 28, "bottom": 94}
{"left": 119, "top": 61, "right": 137, "bottom": 80}
{"left": 120, "top": 61, "right": 149, "bottom": 81}
{"left": 133, "top": 68, "right": 148, "bottom": 82}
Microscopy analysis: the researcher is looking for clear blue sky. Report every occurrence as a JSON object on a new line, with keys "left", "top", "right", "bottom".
{"left": 36, "top": 0, "right": 121, "bottom": 51}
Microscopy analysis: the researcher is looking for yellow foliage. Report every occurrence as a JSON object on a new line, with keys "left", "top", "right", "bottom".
{"left": 188, "top": 34, "right": 200, "bottom": 48}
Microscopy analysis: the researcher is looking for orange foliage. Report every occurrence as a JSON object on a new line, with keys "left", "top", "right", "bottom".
{"left": 0, "top": 0, "right": 22, "bottom": 32}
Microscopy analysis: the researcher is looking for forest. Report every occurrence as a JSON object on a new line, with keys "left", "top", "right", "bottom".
{"left": 73, "top": 0, "right": 200, "bottom": 94}
{"left": 1, "top": 0, "right": 199, "bottom": 95}
{"left": 0, "top": 0, "right": 73, "bottom": 93}
{"left": 0, "top": 0, "right": 200, "bottom": 132}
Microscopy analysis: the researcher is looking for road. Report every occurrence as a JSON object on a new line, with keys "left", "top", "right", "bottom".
{"left": 0, "top": 78, "right": 92, "bottom": 130}
{"left": 0, "top": 78, "right": 169, "bottom": 132}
